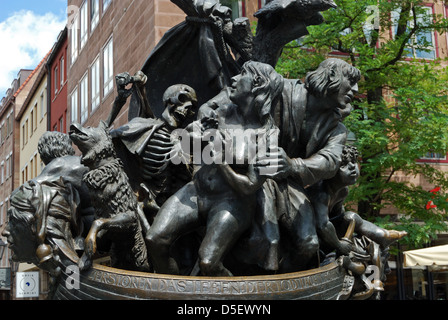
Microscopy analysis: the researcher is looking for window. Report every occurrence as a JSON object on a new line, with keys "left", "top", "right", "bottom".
{"left": 59, "top": 116, "right": 64, "bottom": 133}
{"left": 71, "top": 87, "right": 79, "bottom": 123}
{"left": 80, "top": 2, "right": 88, "bottom": 48}
{"left": 24, "top": 165, "right": 28, "bottom": 183}
{"left": 30, "top": 108, "right": 34, "bottom": 135}
{"left": 54, "top": 66, "right": 59, "bottom": 93}
{"left": 103, "top": 38, "right": 114, "bottom": 96}
{"left": 421, "top": 152, "right": 446, "bottom": 161}
{"left": 40, "top": 92, "right": 45, "bottom": 119}
{"left": 6, "top": 112, "right": 12, "bottom": 137}
{"left": 103, "top": 0, "right": 111, "bottom": 11}
{"left": 80, "top": 74, "right": 89, "bottom": 123}
{"left": 392, "top": 6, "right": 436, "bottom": 59}
{"left": 22, "top": 119, "right": 29, "bottom": 147}
{"left": 2, "top": 120, "right": 6, "bottom": 141}
{"left": 2, "top": 121, "right": 6, "bottom": 142}
{"left": 30, "top": 157, "right": 34, "bottom": 180}
{"left": 25, "top": 119, "right": 29, "bottom": 141}
{"left": 70, "top": 14, "right": 79, "bottom": 64}
{"left": 9, "top": 152, "right": 12, "bottom": 178}
{"left": 33, "top": 103, "right": 37, "bottom": 132}
{"left": 0, "top": 162, "right": 4, "bottom": 184}
{"left": 60, "top": 57, "right": 65, "bottom": 86}
{"left": 22, "top": 124, "right": 25, "bottom": 147}
{"left": 5, "top": 154, "right": 9, "bottom": 181}
{"left": 91, "top": 57, "right": 100, "bottom": 110}
{"left": 91, "top": 0, "right": 100, "bottom": 31}
{"left": 33, "top": 153, "right": 38, "bottom": 179}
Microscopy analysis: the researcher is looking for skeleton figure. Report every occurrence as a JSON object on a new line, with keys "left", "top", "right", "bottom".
{"left": 109, "top": 80, "right": 198, "bottom": 219}
{"left": 140, "top": 85, "right": 198, "bottom": 213}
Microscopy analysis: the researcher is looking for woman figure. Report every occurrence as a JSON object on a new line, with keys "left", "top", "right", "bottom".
{"left": 146, "top": 61, "right": 284, "bottom": 276}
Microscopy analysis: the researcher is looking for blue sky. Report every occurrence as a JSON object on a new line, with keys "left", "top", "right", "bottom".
{"left": 0, "top": 0, "right": 67, "bottom": 22}
{"left": 0, "top": 0, "right": 68, "bottom": 97}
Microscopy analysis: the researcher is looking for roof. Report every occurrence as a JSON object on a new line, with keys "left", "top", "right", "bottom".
{"left": 20, "top": 52, "right": 52, "bottom": 116}
{"left": 47, "top": 27, "right": 68, "bottom": 66}
{"left": 13, "top": 50, "right": 51, "bottom": 99}
{"left": 15, "top": 50, "right": 52, "bottom": 119}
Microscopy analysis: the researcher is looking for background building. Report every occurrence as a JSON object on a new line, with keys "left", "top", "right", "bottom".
{"left": 0, "top": 68, "right": 35, "bottom": 300}
{"left": 66, "top": 0, "right": 263, "bottom": 130}
{"left": 67, "top": 0, "right": 182, "bottom": 130}
{"left": 47, "top": 27, "right": 69, "bottom": 134}
{"left": 17, "top": 54, "right": 49, "bottom": 187}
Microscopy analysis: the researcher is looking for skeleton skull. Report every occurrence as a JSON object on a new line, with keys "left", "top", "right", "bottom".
{"left": 161, "top": 84, "right": 197, "bottom": 128}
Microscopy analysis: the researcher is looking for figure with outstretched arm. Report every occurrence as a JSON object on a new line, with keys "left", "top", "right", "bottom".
{"left": 308, "top": 145, "right": 407, "bottom": 255}
{"left": 106, "top": 71, "right": 153, "bottom": 127}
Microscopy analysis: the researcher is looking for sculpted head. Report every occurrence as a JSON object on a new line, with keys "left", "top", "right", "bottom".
{"left": 305, "top": 58, "right": 361, "bottom": 113}
{"left": 338, "top": 145, "right": 360, "bottom": 187}
{"left": 162, "top": 84, "right": 198, "bottom": 128}
{"left": 38, "top": 131, "right": 76, "bottom": 165}
{"left": 2, "top": 182, "right": 42, "bottom": 265}
{"left": 230, "top": 61, "right": 284, "bottom": 125}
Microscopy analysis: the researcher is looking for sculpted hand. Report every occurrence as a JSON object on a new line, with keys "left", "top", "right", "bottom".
{"left": 115, "top": 72, "right": 133, "bottom": 100}
{"left": 256, "top": 146, "right": 294, "bottom": 179}
{"left": 132, "top": 71, "right": 148, "bottom": 87}
{"left": 200, "top": 115, "right": 219, "bottom": 132}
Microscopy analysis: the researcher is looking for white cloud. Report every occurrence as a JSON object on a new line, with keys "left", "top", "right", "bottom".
{"left": 0, "top": 10, "right": 66, "bottom": 96}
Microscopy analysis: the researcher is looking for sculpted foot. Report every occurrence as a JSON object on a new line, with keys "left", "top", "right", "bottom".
{"left": 382, "top": 230, "right": 408, "bottom": 247}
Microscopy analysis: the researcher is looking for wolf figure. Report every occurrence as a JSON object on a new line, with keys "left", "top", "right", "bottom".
{"left": 70, "top": 121, "right": 150, "bottom": 272}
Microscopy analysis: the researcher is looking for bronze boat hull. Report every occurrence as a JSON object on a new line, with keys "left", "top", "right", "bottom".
{"left": 52, "top": 249, "right": 350, "bottom": 300}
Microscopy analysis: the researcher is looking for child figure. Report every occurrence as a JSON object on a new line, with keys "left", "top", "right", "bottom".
{"left": 308, "top": 145, "right": 407, "bottom": 255}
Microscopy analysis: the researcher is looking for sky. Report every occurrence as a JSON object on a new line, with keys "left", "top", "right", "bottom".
{"left": 0, "top": 0, "right": 68, "bottom": 97}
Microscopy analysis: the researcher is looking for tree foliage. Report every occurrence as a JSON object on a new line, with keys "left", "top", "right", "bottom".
{"left": 276, "top": 0, "right": 448, "bottom": 248}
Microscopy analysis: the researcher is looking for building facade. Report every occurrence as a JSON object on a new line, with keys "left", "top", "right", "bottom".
{"left": 66, "top": 0, "right": 261, "bottom": 130}
{"left": 67, "top": 0, "right": 181, "bottom": 130}
{"left": 47, "top": 28, "right": 69, "bottom": 134}
{"left": 0, "top": 68, "right": 35, "bottom": 300}
{"left": 17, "top": 55, "right": 49, "bottom": 187}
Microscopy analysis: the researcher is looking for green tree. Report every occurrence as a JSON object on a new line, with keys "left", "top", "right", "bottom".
{"left": 276, "top": 0, "right": 448, "bottom": 248}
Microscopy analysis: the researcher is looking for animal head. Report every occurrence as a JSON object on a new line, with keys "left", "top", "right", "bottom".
{"left": 69, "top": 121, "right": 116, "bottom": 166}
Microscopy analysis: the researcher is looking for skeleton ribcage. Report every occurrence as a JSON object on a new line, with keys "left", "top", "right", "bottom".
{"left": 141, "top": 125, "right": 193, "bottom": 205}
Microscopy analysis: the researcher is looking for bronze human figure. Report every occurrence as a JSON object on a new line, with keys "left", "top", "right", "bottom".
{"left": 147, "top": 61, "right": 284, "bottom": 276}
{"left": 2, "top": 179, "right": 82, "bottom": 277}
{"left": 308, "top": 145, "right": 407, "bottom": 252}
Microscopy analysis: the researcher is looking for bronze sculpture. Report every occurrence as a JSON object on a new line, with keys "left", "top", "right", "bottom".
{"left": 69, "top": 122, "right": 151, "bottom": 272}
{"left": 147, "top": 61, "right": 283, "bottom": 277}
{"left": 2, "top": 0, "right": 408, "bottom": 300}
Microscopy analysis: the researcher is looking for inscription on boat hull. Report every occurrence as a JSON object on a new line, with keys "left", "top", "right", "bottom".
{"left": 71, "top": 262, "right": 345, "bottom": 299}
